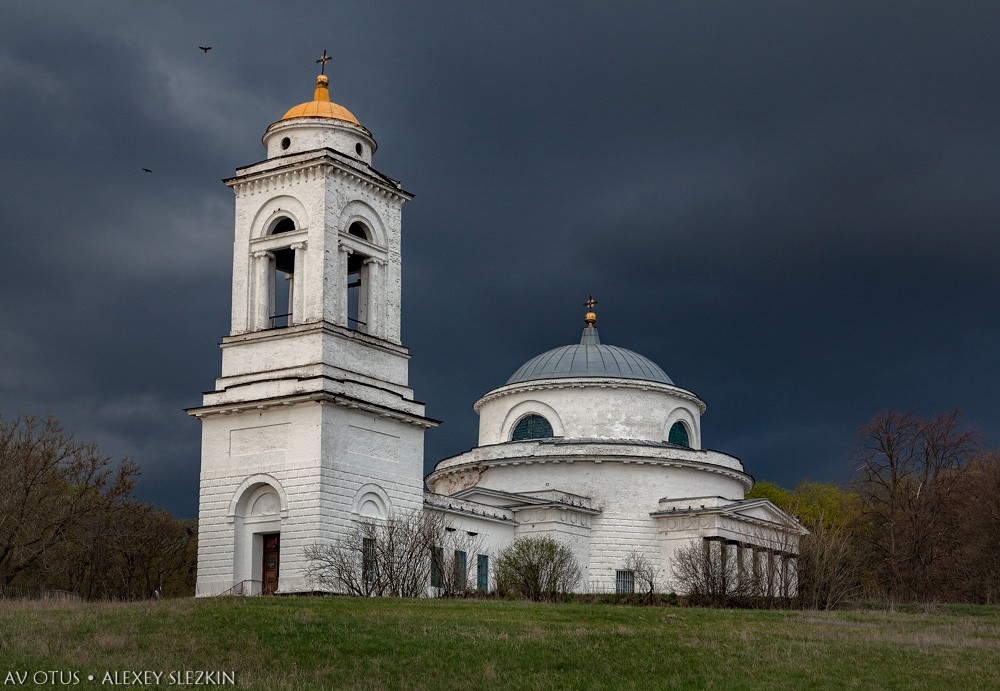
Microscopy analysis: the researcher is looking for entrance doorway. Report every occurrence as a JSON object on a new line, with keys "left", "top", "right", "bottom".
{"left": 262, "top": 533, "right": 280, "bottom": 595}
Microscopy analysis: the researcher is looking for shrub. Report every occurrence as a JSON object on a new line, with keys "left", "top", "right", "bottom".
{"left": 495, "top": 536, "right": 581, "bottom": 601}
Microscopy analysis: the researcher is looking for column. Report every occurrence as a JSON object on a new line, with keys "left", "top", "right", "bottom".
{"left": 363, "top": 257, "right": 384, "bottom": 338}
{"left": 728, "top": 540, "right": 743, "bottom": 594}
{"left": 252, "top": 251, "right": 273, "bottom": 331}
{"left": 290, "top": 242, "right": 306, "bottom": 324}
{"left": 337, "top": 242, "right": 351, "bottom": 326}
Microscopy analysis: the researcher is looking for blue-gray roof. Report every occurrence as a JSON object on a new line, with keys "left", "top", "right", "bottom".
{"left": 506, "top": 326, "right": 673, "bottom": 385}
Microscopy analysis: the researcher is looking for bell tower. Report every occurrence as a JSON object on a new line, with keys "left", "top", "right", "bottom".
{"left": 189, "top": 60, "right": 437, "bottom": 596}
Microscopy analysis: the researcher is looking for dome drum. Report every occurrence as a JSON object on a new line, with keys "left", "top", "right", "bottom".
{"left": 263, "top": 118, "right": 376, "bottom": 164}
{"left": 479, "top": 383, "right": 703, "bottom": 448}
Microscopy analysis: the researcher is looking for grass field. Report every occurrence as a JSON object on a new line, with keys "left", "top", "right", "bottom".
{"left": 1, "top": 597, "right": 999, "bottom": 690}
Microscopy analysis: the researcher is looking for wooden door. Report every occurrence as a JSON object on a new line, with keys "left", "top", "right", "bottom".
{"left": 262, "top": 533, "right": 280, "bottom": 595}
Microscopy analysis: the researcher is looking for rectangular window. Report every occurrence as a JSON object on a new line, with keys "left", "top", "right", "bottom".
{"left": 477, "top": 554, "right": 489, "bottom": 592}
{"left": 362, "top": 538, "right": 376, "bottom": 587}
{"left": 430, "top": 547, "right": 444, "bottom": 588}
{"left": 454, "top": 550, "right": 467, "bottom": 590}
{"left": 616, "top": 570, "right": 635, "bottom": 594}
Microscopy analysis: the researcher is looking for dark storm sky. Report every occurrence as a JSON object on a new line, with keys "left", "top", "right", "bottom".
{"left": 2, "top": 3, "right": 998, "bottom": 518}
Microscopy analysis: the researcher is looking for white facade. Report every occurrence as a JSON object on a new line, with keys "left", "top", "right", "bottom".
{"left": 425, "top": 323, "right": 805, "bottom": 594}
{"left": 192, "top": 71, "right": 805, "bottom": 597}
{"left": 190, "top": 74, "right": 436, "bottom": 597}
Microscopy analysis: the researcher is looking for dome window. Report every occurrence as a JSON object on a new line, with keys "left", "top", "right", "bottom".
{"left": 668, "top": 421, "right": 690, "bottom": 448}
{"left": 511, "top": 414, "right": 553, "bottom": 442}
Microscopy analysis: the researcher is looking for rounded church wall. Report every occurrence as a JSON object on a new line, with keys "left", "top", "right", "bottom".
{"left": 477, "top": 383, "right": 701, "bottom": 446}
{"left": 264, "top": 119, "right": 376, "bottom": 164}
{"left": 476, "top": 460, "right": 745, "bottom": 514}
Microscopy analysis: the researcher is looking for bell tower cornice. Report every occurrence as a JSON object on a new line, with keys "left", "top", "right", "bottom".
{"left": 224, "top": 150, "right": 412, "bottom": 202}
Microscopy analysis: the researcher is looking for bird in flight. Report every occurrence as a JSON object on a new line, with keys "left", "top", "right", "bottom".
{"left": 142, "top": 168, "right": 153, "bottom": 173}
{"left": 199, "top": 46, "right": 212, "bottom": 53}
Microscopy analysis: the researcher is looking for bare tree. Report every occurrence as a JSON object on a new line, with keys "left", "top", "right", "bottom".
{"left": 304, "top": 510, "right": 487, "bottom": 598}
{"left": 948, "top": 452, "right": 1000, "bottom": 604}
{"left": 495, "top": 535, "right": 581, "bottom": 601}
{"left": 672, "top": 538, "right": 744, "bottom": 606}
{"left": 433, "top": 529, "right": 486, "bottom": 598}
{"left": 795, "top": 514, "right": 859, "bottom": 609}
{"left": 852, "top": 410, "right": 979, "bottom": 602}
{"left": 624, "top": 551, "right": 659, "bottom": 603}
{"left": 0, "top": 414, "right": 138, "bottom": 588}
{"left": 672, "top": 523, "right": 804, "bottom": 608}
{"left": 304, "top": 510, "right": 446, "bottom": 597}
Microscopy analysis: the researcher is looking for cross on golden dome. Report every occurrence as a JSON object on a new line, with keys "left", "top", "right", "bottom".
{"left": 584, "top": 295, "right": 598, "bottom": 325}
{"left": 316, "top": 49, "right": 332, "bottom": 75}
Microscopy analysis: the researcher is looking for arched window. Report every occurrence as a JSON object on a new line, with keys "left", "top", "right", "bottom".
{"left": 668, "top": 421, "right": 690, "bottom": 448}
{"left": 271, "top": 218, "right": 296, "bottom": 328}
{"left": 346, "top": 222, "right": 373, "bottom": 332}
{"left": 348, "top": 221, "right": 370, "bottom": 240}
{"left": 511, "top": 414, "right": 554, "bottom": 441}
{"left": 271, "top": 217, "right": 296, "bottom": 234}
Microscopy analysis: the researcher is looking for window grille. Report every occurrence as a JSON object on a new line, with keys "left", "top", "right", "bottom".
{"left": 477, "top": 554, "right": 489, "bottom": 592}
{"left": 616, "top": 570, "right": 635, "bottom": 594}
{"left": 454, "top": 550, "right": 467, "bottom": 590}
{"left": 430, "top": 547, "right": 444, "bottom": 588}
{"left": 511, "top": 414, "right": 554, "bottom": 441}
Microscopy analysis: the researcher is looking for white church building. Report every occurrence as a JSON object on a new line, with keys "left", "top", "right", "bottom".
{"left": 189, "top": 67, "right": 806, "bottom": 598}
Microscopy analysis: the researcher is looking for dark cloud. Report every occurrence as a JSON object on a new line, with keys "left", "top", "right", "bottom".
{"left": 2, "top": 2, "right": 999, "bottom": 517}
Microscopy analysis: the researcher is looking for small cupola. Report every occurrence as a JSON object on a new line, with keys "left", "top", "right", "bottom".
{"left": 262, "top": 52, "right": 377, "bottom": 164}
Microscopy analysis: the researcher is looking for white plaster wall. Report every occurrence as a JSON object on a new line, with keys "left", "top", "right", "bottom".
{"left": 215, "top": 325, "right": 412, "bottom": 394}
{"left": 472, "top": 461, "right": 744, "bottom": 593}
{"left": 510, "top": 508, "right": 594, "bottom": 589}
{"left": 197, "top": 398, "right": 430, "bottom": 596}
{"left": 263, "top": 119, "right": 376, "bottom": 164}
{"left": 477, "top": 382, "right": 703, "bottom": 448}
{"left": 316, "top": 405, "right": 426, "bottom": 542}
{"left": 423, "top": 508, "right": 516, "bottom": 592}
{"left": 196, "top": 402, "right": 324, "bottom": 596}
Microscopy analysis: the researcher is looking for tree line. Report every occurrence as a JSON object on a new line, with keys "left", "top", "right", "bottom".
{"left": 0, "top": 414, "right": 196, "bottom": 600}
{"left": 748, "top": 409, "right": 1000, "bottom": 607}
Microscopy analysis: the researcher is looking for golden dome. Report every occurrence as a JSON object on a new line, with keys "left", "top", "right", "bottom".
{"left": 280, "top": 74, "right": 360, "bottom": 125}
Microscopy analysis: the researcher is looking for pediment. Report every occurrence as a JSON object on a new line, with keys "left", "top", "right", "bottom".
{"left": 724, "top": 499, "right": 808, "bottom": 534}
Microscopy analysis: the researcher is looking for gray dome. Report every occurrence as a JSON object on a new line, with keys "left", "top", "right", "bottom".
{"left": 506, "top": 326, "right": 673, "bottom": 385}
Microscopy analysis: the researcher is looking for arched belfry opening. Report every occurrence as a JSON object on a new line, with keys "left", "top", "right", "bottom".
{"left": 251, "top": 216, "right": 304, "bottom": 331}
{"left": 344, "top": 221, "right": 376, "bottom": 334}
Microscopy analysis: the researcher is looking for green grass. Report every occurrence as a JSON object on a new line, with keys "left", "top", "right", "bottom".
{"left": 2, "top": 597, "right": 999, "bottom": 690}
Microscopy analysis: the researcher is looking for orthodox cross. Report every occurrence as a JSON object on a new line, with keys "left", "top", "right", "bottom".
{"left": 316, "top": 49, "right": 332, "bottom": 74}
